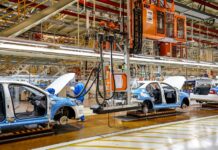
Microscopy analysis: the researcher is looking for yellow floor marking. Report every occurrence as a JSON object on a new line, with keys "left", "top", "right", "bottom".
{"left": 185, "top": 123, "right": 218, "bottom": 126}
{"left": 155, "top": 126, "right": 198, "bottom": 130}
{"left": 109, "top": 135, "right": 185, "bottom": 142}
{"left": 140, "top": 131, "right": 199, "bottom": 136}
{"left": 173, "top": 124, "right": 218, "bottom": 129}
{"left": 50, "top": 145, "right": 140, "bottom": 150}
{"left": 98, "top": 139, "right": 167, "bottom": 145}
{"left": 117, "top": 134, "right": 192, "bottom": 141}
{"left": 117, "top": 134, "right": 175, "bottom": 138}
{"left": 143, "top": 130, "right": 216, "bottom": 137}
{"left": 70, "top": 145, "right": 156, "bottom": 150}
{"left": 148, "top": 128, "right": 205, "bottom": 132}
{"left": 74, "top": 140, "right": 164, "bottom": 149}
{"left": 171, "top": 123, "right": 215, "bottom": 127}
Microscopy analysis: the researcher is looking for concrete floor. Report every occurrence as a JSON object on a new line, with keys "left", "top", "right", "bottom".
{"left": 37, "top": 115, "right": 218, "bottom": 150}
{"left": 1, "top": 105, "right": 218, "bottom": 150}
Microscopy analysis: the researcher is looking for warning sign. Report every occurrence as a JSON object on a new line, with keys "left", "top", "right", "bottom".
{"left": 146, "top": 9, "right": 153, "bottom": 24}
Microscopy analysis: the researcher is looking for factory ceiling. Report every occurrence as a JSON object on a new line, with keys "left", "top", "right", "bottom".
{"left": 0, "top": 0, "right": 217, "bottom": 46}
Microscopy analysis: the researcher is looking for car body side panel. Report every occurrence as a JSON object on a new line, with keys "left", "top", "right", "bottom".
{"left": 135, "top": 90, "right": 153, "bottom": 101}
{"left": 153, "top": 103, "right": 180, "bottom": 109}
{"left": 3, "top": 84, "right": 14, "bottom": 119}
{"left": 0, "top": 117, "right": 48, "bottom": 128}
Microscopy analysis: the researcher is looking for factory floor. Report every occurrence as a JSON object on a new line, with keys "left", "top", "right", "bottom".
{"left": 1, "top": 105, "right": 218, "bottom": 150}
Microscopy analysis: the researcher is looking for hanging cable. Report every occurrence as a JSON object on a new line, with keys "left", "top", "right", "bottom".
{"left": 67, "top": 65, "right": 99, "bottom": 99}
{"left": 96, "top": 35, "right": 116, "bottom": 100}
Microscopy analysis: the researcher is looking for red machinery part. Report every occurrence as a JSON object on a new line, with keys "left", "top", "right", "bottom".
{"left": 209, "top": 90, "right": 216, "bottom": 95}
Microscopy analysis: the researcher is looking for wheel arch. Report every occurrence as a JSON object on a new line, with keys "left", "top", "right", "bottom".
{"left": 143, "top": 99, "right": 154, "bottom": 110}
{"left": 181, "top": 97, "right": 190, "bottom": 107}
{"left": 52, "top": 106, "right": 76, "bottom": 121}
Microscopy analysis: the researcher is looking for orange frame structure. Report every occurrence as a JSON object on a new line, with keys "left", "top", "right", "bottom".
{"left": 130, "top": 0, "right": 186, "bottom": 42}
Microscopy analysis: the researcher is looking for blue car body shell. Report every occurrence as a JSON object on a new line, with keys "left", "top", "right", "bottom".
{"left": 0, "top": 95, "right": 77, "bottom": 129}
{"left": 0, "top": 81, "right": 80, "bottom": 130}
{"left": 132, "top": 82, "right": 189, "bottom": 110}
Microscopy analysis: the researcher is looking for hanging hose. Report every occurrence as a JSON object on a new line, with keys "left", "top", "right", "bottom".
{"left": 67, "top": 65, "right": 99, "bottom": 99}
{"left": 96, "top": 35, "right": 116, "bottom": 101}
{"left": 67, "top": 33, "right": 117, "bottom": 107}
{"left": 95, "top": 33, "right": 117, "bottom": 106}
{"left": 68, "top": 70, "right": 98, "bottom": 99}
{"left": 95, "top": 33, "right": 106, "bottom": 105}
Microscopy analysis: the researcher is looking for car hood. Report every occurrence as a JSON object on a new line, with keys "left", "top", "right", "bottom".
{"left": 164, "top": 76, "right": 186, "bottom": 90}
{"left": 46, "top": 73, "right": 75, "bottom": 95}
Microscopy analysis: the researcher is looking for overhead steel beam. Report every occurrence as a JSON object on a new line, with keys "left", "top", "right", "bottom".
{"left": 97, "top": 0, "right": 127, "bottom": 9}
{"left": 187, "top": 38, "right": 218, "bottom": 46}
{"left": 173, "top": 0, "right": 218, "bottom": 19}
{"left": 0, "top": 0, "right": 78, "bottom": 37}
{"left": 8, "top": 0, "right": 110, "bottom": 22}
{"left": 187, "top": 29, "right": 218, "bottom": 38}
{"left": 79, "top": 0, "right": 127, "bottom": 15}
{"left": 186, "top": 22, "right": 218, "bottom": 34}
{"left": 192, "top": 0, "right": 218, "bottom": 10}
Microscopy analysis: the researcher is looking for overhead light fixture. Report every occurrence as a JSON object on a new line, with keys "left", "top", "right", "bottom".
{"left": 0, "top": 42, "right": 217, "bottom": 69}
{"left": 60, "top": 46, "right": 95, "bottom": 53}
{"left": 103, "top": 51, "right": 123, "bottom": 56}
{"left": 0, "top": 39, "right": 48, "bottom": 47}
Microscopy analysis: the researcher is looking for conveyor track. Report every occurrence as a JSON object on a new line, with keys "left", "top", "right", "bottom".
{"left": 202, "top": 103, "right": 218, "bottom": 109}
{"left": 116, "top": 109, "right": 182, "bottom": 122}
{"left": 0, "top": 127, "right": 54, "bottom": 144}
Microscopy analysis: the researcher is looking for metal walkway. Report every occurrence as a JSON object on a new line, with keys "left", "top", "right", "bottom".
{"left": 35, "top": 115, "right": 218, "bottom": 150}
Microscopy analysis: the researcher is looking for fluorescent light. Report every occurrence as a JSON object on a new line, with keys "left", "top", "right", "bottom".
{"left": 103, "top": 51, "right": 123, "bottom": 56}
{"left": 60, "top": 46, "right": 95, "bottom": 53}
{"left": 0, "top": 43, "right": 217, "bottom": 68}
{"left": 0, "top": 40, "right": 48, "bottom": 47}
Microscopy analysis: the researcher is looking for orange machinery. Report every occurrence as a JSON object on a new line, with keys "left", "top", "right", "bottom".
{"left": 95, "top": 20, "right": 119, "bottom": 51}
{"left": 160, "top": 42, "right": 187, "bottom": 58}
{"left": 130, "top": 0, "right": 186, "bottom": 56}
{"left": 105, "top": 66, "right": 128, "bottom": 92}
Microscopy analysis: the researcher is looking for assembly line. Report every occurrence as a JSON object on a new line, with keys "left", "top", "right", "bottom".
{"left": 0, "top": 0, "right": 217, "bottom": 149}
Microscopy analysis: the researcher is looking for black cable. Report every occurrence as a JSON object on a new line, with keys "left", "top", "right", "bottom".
{"left": 68, "top": 72, "right": 96, "bottom": 99}
{"left": 82, "top": 65, "right": 102, "bottom": 97}
{"left": 97, "top": 35, "right": 116, "bottom": 100}
{"left": 67, "top": 33, "right": 117, "bottom": 106}
{"left": 66, "top": 66, "right": 97, "bottom": 99}
{"left": 95, "top": 67, "right": 105, "bottom": 105}
{"left": 95, "top": 33, "right": 108, "bottom": 105}
{"left": 99, "top": 34, "right": 107, "bottom": 102}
